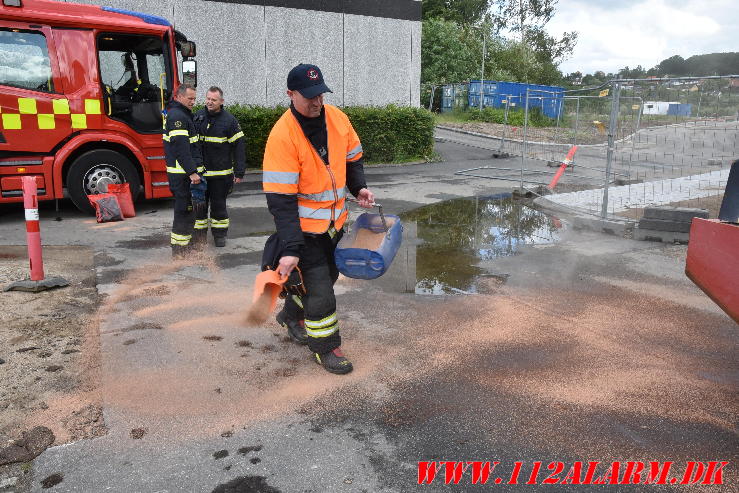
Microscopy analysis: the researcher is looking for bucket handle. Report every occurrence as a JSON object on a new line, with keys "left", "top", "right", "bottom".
{"left": 346, "top": 197, "right": 388, "bottom": 232}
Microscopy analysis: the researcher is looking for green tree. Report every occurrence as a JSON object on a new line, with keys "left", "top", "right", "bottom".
{"left": 420, "top": 0, "right": 576, "bottom": 92}
{"left": 491, "top": 0, "right": 556, "bottom": 36}
{"left": 581, "top": 71, "right": 605, "bottom": 86}
{"left": 658, "top": 55, "right": 686, "bottom": 76}
{"left": 565, "top": 71, "right": 582, "bottom": 84}
{"left": 682, "top": 52, "right": 739, "bottom": 76}
{"left": 421, "top": 18, "right": 480, "bottom": 85}
{"left": 422, "top": 0, "right": 491, "bottom": 25}
{"left": 526, "top": 25, "right": 577, "bottom": 66}
{"left": 489, "top": 0, "right": 576, "bottom": 82}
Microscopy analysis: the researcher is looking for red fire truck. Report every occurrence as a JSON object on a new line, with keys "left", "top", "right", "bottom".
{"left": 0, "top": 0, "right": 196, "bottom": 211}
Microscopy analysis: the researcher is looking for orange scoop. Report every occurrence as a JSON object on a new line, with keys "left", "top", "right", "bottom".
{"left": 246, "top": 269, "right": 287, "bottom": 325}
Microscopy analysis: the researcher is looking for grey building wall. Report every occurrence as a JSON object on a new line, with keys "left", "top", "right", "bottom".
{"left": 73, "top": 0, "right": 421, "bottom": 107}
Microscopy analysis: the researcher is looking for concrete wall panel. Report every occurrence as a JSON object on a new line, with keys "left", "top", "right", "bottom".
{"left": 264, "top": 7, "right": 343, "bottom": 107}
{"left": 172, "top": 0, "right": 265, "bottom": 104}
{"left": 410, "top": 20, "right": 421, "bottom": 107}
{"left": 344, "top": 15, "right": 409, "bottom": 107}
{"left": 61, "top": 1, "right": 420, "bottom": 107}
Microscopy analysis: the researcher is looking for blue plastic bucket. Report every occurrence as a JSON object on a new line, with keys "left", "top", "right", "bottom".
{"left": 335, "top": 212, "right": 403, "bottom": 280}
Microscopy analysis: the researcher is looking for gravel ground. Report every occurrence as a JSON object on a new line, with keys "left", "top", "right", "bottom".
{"left": 0, "top": 245, "right": 104, "bottom": 484}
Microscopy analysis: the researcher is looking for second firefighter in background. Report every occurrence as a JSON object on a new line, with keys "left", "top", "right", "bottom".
{"left": 163, "top": 83, "right": 203, "bottom": 257}
{"left": 193, "top": 86, "right": 246, "bottom": 247}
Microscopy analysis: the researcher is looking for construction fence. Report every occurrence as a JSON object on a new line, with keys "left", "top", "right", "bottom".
{"left": 447, "top": 75, "right": 739, "bottom": 221}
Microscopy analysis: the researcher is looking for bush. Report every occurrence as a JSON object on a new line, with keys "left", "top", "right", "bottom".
{"left": 225, "top": 104, "right": 434, "bottom": 168}
{"left": 343, "top": 106, "right": 435, "bottom": 164}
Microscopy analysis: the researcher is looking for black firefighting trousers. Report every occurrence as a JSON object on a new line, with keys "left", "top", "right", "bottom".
{"left": 168, "top": 173, "right": 194, "bottom": 254}
{"left": 283, "top": 227, "right": 344, "bottom": 355}
{"left": 194, "top": 176, "right": 231, "bottom": 242}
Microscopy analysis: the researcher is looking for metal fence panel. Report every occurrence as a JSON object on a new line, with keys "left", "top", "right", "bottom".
{"left": 450, "top": 76, "right": 737, "bottom": 222}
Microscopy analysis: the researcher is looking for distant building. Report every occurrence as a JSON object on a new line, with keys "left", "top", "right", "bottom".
{"left": 643, "top": 101, "right": 692, "bottom": 116}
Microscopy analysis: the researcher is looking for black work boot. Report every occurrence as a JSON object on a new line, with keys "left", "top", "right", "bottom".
{"left": 214, "top": 236, "right": 226, "bottom": 247}
{"left": 314, "top": 347, "right": 353, "bottom": 375}
{"left": 276, "top": 309, "right": 308, "bottom": 345}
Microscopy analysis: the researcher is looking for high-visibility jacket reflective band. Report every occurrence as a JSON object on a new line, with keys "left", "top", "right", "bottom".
{"left": 165, "top": 129, "right": 204, "bottom": 174}
{"left": 167, "top": 160, "right": 205, "bottom": 174}
{"left": 203, "top": 168, "right": 233, "bottom": 177}
{"left": 262, "top": 104, "right": 363, "bottom": 234}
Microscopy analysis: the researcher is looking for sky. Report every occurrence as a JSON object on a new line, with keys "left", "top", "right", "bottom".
{"left": 545, "top": 0, "right": 739, "bottom": 75}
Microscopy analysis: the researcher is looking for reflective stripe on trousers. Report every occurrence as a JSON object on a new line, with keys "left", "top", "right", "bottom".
{"left": 305, "top": 312, "right": 338, "bottom": 338}
{"left": 210, "top": 218, "right": 230, "bottom": 229}
{"left": 170, "top": 232, "right": 191, "bottom": 246}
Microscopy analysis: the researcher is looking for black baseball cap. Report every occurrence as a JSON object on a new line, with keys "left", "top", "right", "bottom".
{"left": 287, "top": 63, "right": 332, "bottom": 99}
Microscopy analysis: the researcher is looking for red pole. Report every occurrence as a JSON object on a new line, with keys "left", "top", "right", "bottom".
{"left": 22, "top": 176, "right": 45, "bottom": 281}
{"left": 547, "top": 145, "right": 578, "bottom": 190}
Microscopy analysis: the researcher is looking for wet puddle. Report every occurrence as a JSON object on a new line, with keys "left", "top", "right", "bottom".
{"left": 400, "top": 194, "right": 563, "bottom": 295}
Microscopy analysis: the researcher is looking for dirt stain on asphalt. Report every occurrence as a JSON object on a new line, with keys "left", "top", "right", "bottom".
{"left": 211, "top": 476, "right": 280, "bottom": 493}
{"left": 213, "top": 449, "right": 229, "bottom": 460}
{"left": 40, "top": 473, "right": 63, "bottom": 489}
{"left": 119, "top": 322, "right": 163, "bottom": 333}
{"left": 130, "top": 427, "right": 147, "bottom": 439}
{"left": 215, "top": 251, "right": 262, "bottom": 270}
{"left": 238, "top": 445, "right": 262, "bottom": 454}
{"left": 114, "top": 232, "right": 169, "bottom": 250}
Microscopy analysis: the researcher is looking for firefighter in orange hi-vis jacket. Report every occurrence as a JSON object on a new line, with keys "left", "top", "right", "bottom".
{"left": 262, "top": 64, "right": 375, "bottom": 375}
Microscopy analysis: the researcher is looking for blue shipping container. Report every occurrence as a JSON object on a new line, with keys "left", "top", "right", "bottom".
{"left": 441, "top": 84, "right": 468, "bottom": 113}
{"left": 667, "top": 103, "right": 692, "bottom": 116}
{"left": 468, "top": 80, "right": 564, "bottom": 118}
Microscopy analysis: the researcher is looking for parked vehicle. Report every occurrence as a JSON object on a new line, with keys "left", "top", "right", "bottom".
{"left": 685, "top": 160, "right": 738, "bottom": 323}
{"left": 0, "top": 0, "right": 197, "bottom": 211}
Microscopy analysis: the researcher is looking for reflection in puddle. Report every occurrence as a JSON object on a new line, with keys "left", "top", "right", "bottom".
{"left": 400, "top": 195, "right": 562, "bottom": 295}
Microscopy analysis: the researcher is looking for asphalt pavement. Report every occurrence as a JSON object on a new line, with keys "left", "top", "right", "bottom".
{"left": 0, "top": 133, "right": 736, "bottom": 492}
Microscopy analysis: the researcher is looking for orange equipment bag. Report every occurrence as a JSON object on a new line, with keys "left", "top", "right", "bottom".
{"left": 88, "top": 193, "right": 123, "bottom": 223}
{"left": 107, "top": 183, "right": 136, "bottom": 218}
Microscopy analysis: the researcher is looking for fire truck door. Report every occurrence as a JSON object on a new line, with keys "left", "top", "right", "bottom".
{"left": 0, "top": 25, "right": 74, "bottom": 154}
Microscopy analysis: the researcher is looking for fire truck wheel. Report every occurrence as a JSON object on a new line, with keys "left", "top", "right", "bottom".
{"left": 67, "top": 150, "right": 141, "bottom": 213}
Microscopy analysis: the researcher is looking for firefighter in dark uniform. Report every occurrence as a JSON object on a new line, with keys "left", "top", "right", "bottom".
{"left": 262, "top": 64, "right": 375, "bottom": 375}
{"left": 193, "top": 86, "right": 246, "bottom": 247}
{"left": 163, "top": 83, "right": 203, "bottom": 257}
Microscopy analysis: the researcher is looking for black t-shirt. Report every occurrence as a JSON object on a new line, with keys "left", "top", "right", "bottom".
{"left": 290, "top": 104, "right": 328, "bottom": 164}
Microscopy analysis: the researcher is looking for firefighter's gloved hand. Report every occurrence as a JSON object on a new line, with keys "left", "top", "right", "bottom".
{"left": 190, "top": 176, "right": 207, "bottom": 204}
{"left": 281, "top": 267, "right": 306, "bottom": 298}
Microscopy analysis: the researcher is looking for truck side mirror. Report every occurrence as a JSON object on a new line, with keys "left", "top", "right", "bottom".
{"left": 180, "top": 41, "right": 196, "bottom": 58}
{"left": 182, "top": 60, "right": 197, "bottom": 88}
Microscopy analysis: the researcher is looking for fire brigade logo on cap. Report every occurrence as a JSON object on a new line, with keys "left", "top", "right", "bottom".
{"left": 288, "top": 64, "right": 332, "bottom": 98}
